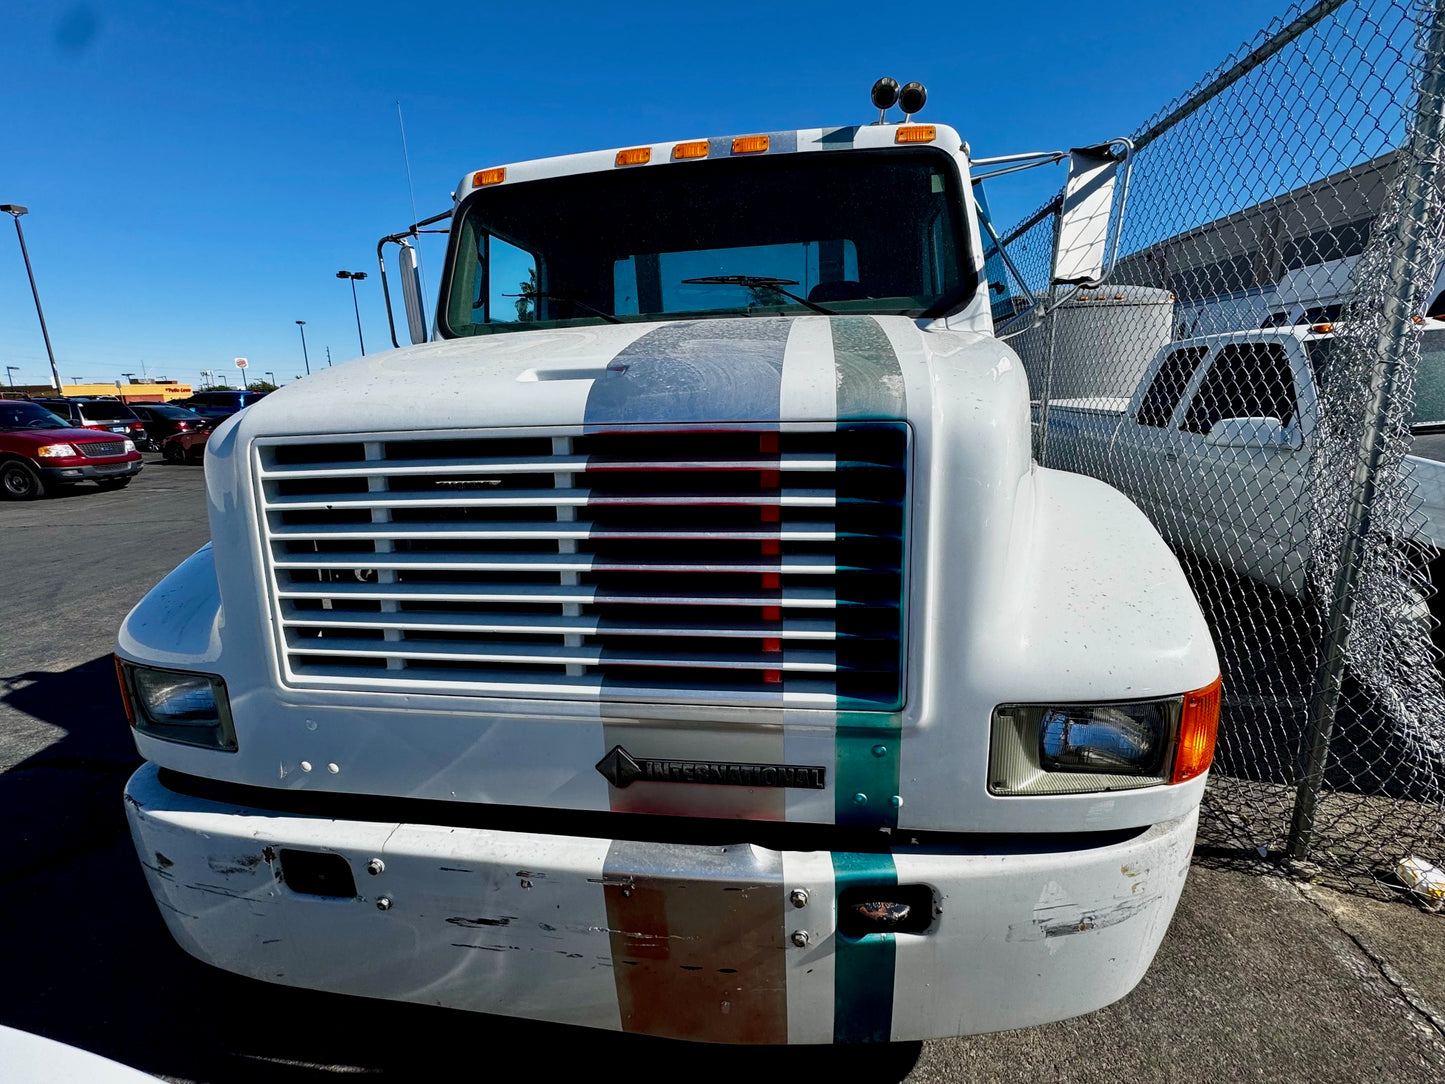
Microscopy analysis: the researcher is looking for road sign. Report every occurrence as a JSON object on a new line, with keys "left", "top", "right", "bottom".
{"left": 234, "top": 357, "right": 248, "bottom": 369}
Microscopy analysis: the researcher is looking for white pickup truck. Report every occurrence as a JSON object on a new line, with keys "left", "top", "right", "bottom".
{"left": 1041, "top": 323, "right": 1445, "bottom": 598}
{"left": 116, "top": 96, "right": 1219, "bottom": 1045}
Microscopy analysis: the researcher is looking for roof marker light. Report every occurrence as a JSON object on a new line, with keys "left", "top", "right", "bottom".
{"left": 895, "top": 125, "right": 936, "bottom": 144}
{"left": 1311, "top": 322, "right": 1335, "bottom": 334}
{"left": 472, "top": 168, "right": 506, "bottom": 187}
{"left": 673, "top": 140, "right": 710, "bottom": 160}
{"left": 615, "top": 146, "right": 651, "bottom": 166}
{"left": 732, "top": 134, "right": 769, "bottom": 155}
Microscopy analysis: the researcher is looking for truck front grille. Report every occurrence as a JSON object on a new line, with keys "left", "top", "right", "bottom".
{"left": 255, "top": 425, "right": 908, "bottom": 709}
{"left": 79, "top": 440, "right": 127, "bottom": 458}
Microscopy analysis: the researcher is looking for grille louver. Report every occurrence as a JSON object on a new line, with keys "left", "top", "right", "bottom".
{"left": 255, "top": 425, "right": 908, "bottom": 709}
{"left": 79, "top": 440, "right": 127, "bottom": 458}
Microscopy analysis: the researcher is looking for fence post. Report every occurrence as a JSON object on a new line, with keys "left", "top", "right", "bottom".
{"left": 1287, "top": 0, "right": 1445, "bottom": 862}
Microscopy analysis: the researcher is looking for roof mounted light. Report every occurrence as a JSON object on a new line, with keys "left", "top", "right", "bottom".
{"left": 732, "top": 134, "right": 769, "bottom": 155}
{"left": 615, "top": 146, "right": 651, "bottom": 166}
{"left": 472, "top": 167, "right": 506, "bottom": 187}
{"left": 673, "top": 140, "right": 709, "bottom": 160}
{"left": 899, "top": 81, "right": 927, "bottom": 119}
{"left": 895, "top": 125, "right": 936, "bottom": 144}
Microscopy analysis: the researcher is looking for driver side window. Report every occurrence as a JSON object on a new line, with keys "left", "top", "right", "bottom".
{"left": 1181, "top": 342, "right": 1297, "bottom": 434}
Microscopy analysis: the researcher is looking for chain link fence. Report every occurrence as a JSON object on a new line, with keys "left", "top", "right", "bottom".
{"left": 988, "top": 0, "right": 1445, "bottom": 899}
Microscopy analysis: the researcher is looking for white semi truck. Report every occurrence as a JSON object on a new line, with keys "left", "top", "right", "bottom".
{"left": 116, "top": 87, "right": 1220, "bottom": 1044}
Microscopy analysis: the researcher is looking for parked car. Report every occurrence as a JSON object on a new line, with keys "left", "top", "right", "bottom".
{"left": 127, "top": 402, "right": 207, "bottom": 451}
{"left": 0, "top": 400, "right": 144, "bottom": 499}
{"left": 31, "top": 397, "right": 149, "bottom": 443}
{"left": 177, "top": 390, "right": 268, "bottom": 423}
{"left": 161, "top": 426, "right": 210, "bottom": 464}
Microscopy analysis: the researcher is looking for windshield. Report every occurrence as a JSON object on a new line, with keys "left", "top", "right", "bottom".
{"left": 0, "top": 402, "right": 70, "bottom": 430}
{"left": 441, "top": 148, "right": 973, "bottom": 336}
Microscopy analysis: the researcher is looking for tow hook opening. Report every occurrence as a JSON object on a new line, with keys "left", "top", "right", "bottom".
{"left": 279, "top": 849, "right": 357, "bottom": 899}
{"left": 837, "top": 883, "right": 937, "bottom": 936}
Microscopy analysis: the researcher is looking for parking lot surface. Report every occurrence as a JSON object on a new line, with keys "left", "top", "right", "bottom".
{"left": 2, "top": 458, "right": 1444, "bottom": 1082}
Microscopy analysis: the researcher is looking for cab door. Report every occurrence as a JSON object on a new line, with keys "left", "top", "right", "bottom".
{"left": 1171, "top": 340, "right": 1311, "bottom": 594}
{"left": 1105, "top": 343, "right": 1210, "bottom": 545}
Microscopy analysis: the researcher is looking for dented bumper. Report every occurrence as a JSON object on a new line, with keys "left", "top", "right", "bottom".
{"left": 125, "top": 762, "right": 1197, "bottom": 1044}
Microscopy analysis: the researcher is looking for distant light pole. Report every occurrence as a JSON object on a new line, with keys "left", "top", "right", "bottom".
{"left": 295, "top": 320, "right": 311, "bottom": 375}
{"left": 336, "top": 270, "right": 368, "bottom": 356}
{"left": 5, "top": 365, "right": 17, "bottom": 387}
{"left": 121, "top": 371, "right": 136, "bottom": 385}
{"left": 325, "top": 346, "right": 332, "bottom": 367}
{"left": 265, "top": 371, "right": 276, "bottom": 387}
{"left": 1, "top": 205, "right": 62, "bottom": 391}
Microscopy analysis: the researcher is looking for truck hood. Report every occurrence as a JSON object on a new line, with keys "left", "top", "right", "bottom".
{"left": 229, "top": 316, "right": 993, "bottom": 437}
{"left": 2, "top": 426, "right": 132, "bottom": 446}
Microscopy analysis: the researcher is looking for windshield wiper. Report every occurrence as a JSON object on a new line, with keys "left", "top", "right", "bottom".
{"left": 680, "top": 275, "right": 835, "bottom": 315}
{"left": 493, "top": 291, "right": 622, "bottom": 324}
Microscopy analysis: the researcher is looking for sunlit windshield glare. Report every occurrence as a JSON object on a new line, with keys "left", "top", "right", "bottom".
{"left": 443, "top": 149, "right": 971, "bottom": 336}
{"left": 0, "top": 403, "right": 69, "bottom": 430}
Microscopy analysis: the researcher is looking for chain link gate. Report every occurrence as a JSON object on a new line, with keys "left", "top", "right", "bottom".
{"left": 988, "top": 0, "right": 1445, "bottom": 898}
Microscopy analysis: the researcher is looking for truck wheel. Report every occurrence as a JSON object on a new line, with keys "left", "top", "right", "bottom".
{"left": 0, "top": 460, "right": 45, "bottom": 500}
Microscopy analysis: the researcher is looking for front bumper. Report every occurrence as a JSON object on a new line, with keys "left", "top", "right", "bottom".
{"left": 38, "top": 457, "right": 143, "bottom": 483}
{"left": 125, "top": 763, "right": 1198, "bottom": 1044}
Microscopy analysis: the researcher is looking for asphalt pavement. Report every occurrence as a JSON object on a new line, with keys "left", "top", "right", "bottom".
{"left": 2, "top": 457, "right": 1444, "bottom": 1082}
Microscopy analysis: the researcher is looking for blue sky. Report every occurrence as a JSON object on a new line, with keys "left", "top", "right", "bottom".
{"left": 0, "top": 0, "right": 1292, "bottom": 388}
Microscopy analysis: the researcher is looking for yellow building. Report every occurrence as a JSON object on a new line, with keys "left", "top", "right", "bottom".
{"left": 61, "top": 382, "right": 193, "bottom": 402}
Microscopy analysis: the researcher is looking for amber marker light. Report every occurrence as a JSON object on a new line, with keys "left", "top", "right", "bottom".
{"left": 895, "top": 125, "right": 936, "bottom": 144}
{"left": 615, "top": 146, "right": 651, "bottom": 166}
{"left": 673, "top": 140, "right": 710, "bottom": 160}
{"left": 114, "top": 654, "right": 137, "bottom": 729}
{"left": 1171, "top": 675, "right": 1222, "bottom": 784}
{"left": 1311, "top": 322, "right": 1334, "bottom": 334}
{"left": 472, "top": 168, "right": 506, "bottom": 187}
{"left": 732, "top": 134, "right": 769, "bottom": 154}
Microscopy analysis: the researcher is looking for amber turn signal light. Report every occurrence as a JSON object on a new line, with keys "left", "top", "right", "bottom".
{"left": 1171, "top": 675, "right": 1222, "bottom": 784}
{"left": 114, "top": 654, "right": 137, "bottom": 729}
{"left": 732, "top": 134, "right": 769, "bottom": 154}
{"left": 472, "top": 168, "right": 506, "bottom": 187}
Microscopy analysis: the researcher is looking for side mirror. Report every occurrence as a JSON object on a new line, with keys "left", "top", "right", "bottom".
{"left": 397, "top": 242, "right": 428, "bottom": 345}
{"left": 1205, "top": 417, "right": 1301, "bottom": 449}
{"left": 1052, "top": 143, "right": 1131, "bottom": 288}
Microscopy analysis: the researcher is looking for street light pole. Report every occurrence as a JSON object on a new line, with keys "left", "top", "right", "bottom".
{"left": 295, "top": 320, "right": 310, "bottom": 375}
{"left": 1, "top": 205, "right": 63, "bottom": 391}
{"left": 336, "top": 270, "right": 368, "bottom": 356}
{"left": 265, "top": 371, "right": 276, "bottom": 386}
{"left": 5, "top": 365, "right": 17, "bottom": 387}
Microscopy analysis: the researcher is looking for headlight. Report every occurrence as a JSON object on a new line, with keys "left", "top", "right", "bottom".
{"left": 36, "top": 443, "right": 78, "bottom": 458}
{"left": 1039, "top": 703, "right": 1168, "bottom": 774}
{"left": 989, "top": 677, "right": 1220, "bottom": 796}
{"left": 115, "top": 659, "right": 237, "bottom": 751}
{"left": 122, "top": 439, "right": 136, "bottom": 453}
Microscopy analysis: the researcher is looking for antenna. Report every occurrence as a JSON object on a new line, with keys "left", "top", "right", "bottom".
{"left": 396, "top": 100, "right": 429, "bottom": 301}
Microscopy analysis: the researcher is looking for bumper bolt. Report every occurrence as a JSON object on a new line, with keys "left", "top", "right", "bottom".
{"left": 376, "top": 896, "right": 392, "bottom": 911}
{"left": 367, "top": 858, "right": 385, "bottom": 876}
{"left": 790, "top": 888, "right": 810, "bottom": 909}
{"left": 790, "top": 929, "right": 810, "bottom": 948}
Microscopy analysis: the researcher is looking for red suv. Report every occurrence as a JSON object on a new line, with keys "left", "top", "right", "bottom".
{"left": 0, "top": 400, "right": 144, "bottom": 499}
